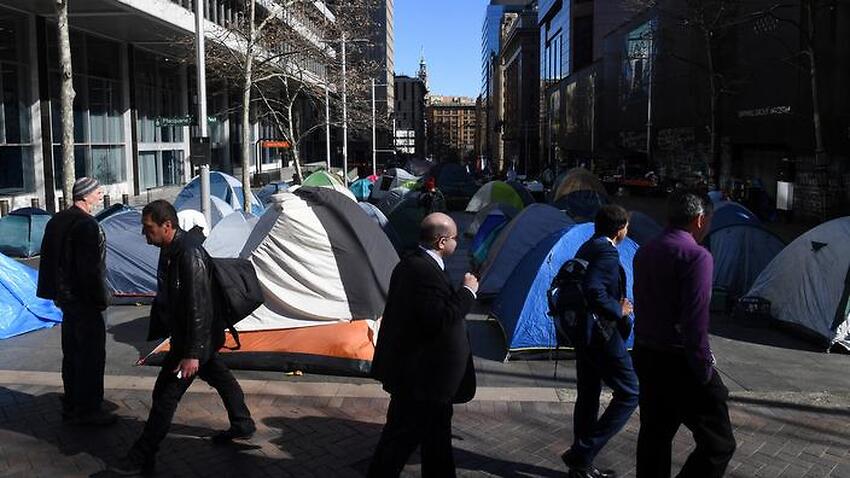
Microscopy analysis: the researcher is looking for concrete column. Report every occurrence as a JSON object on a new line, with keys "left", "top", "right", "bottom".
{"left": 179, "top": 62, "right": 191, "bottom": 182}
{"left": 27, "top": 13, "right": 45, "bottom": 208}
{"left": 121, "top": 41, "right": 135, "bottom": 198}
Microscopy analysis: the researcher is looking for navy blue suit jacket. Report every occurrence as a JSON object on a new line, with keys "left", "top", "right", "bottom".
{"left": 576, "top": 235, "right": 626, "bottom": 343}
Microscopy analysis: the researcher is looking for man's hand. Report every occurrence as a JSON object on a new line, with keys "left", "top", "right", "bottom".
{"left": 174, "top": 358, "right": 200, "bottom": 380}
{"left": 620, "top": 298, "right": 633, "bottom": 318}
{"left": 463, "top": 272, "right": 479, "bottom": 294}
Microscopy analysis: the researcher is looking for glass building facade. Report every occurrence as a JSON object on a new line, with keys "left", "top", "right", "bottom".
{"left": 0, "top": 9, "right": 33, "bottom": 193}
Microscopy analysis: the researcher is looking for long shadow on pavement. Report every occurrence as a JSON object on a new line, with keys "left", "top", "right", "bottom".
{"left": 709, "top": 315, "right": 826, "bottom": 353}
{"left": 107, "top": 314, "right": 157, "bottom": 359}
{"left": 0, "top": 386, "right": 284, "bottom": 477}
{"left": 264, "top": 415, "right": 566, "bottom": 477}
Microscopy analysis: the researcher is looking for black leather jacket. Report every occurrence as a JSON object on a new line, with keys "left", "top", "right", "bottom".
{"left": 37, "top": 206, "right": 109, "bottom": 311}
{"left": 147, "top": 228, "right": 219, "bottom": 359}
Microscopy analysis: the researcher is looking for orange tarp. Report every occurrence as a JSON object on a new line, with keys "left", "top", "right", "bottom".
{"left": 150, "top": 320, "right": 376, "bottom": 362}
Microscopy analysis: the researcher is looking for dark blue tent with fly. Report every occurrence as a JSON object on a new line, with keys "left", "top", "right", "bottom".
{"left": 99, "top": 208, "right": 159, "bottom": 303}
{"left": 705, "top": 222, "right": 785, "bottom": 300}
{"left": 711, "top": 201, "right": 759, "bottom": 229}
{"left": 0, "top": 208, "right": 51, "bottom": 258}
{"left": 491, "top": 223, "right": 638, "bottom": 358}
{"left": 553, "top": 190, "right": 609, "bottom": 222}
{"left": 0, "top": 252, "right": 62, "bottom": 339}
{"left": 627, "top": 211, "right": 663, "bottom": 246}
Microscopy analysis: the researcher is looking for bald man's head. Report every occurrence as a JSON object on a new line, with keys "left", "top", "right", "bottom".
{"left": 420, "top": 212, "right": 459, "bottom": 257}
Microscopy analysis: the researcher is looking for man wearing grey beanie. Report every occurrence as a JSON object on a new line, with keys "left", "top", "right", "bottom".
{"left": 38, "top": 177, "right": 116, "bottom": 426}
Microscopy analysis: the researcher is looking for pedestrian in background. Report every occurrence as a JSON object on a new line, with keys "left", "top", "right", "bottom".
{"left": 368, "top": 212, "right": 479, "bottom": 478}
{"left": 37, "top": 177, "right": 116, "bottom": 427}
{"left": 561, "top": 205, "right": 638, "bottom": 478}
{"left": 633, "top": 191, "right": 736, "bottom": 478}
{"left": 111, "top": 200, "right": 254, "bottom": 476}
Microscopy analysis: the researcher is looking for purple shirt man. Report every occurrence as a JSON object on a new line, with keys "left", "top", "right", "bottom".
{"left": 633, "top": 227, "right": 714, "bottom": 383}
{"left": 631, "top": 192, "right": 735, "bottom": 478}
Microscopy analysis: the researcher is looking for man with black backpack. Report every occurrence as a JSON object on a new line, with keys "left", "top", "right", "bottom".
{"left": 110, "top": 200, "right": 255, "bottom": 476}
{"left": 558, "top": 205, "right": 639, "bottom": 478}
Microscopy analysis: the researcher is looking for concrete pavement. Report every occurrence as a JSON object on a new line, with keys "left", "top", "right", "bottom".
{"left": 1, "top": 205, "right": 849, "bottom": 476}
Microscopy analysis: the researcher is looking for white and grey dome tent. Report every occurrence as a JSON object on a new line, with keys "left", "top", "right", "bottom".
{"left": 746, "top": 217, "right": 850, "bottom": 351}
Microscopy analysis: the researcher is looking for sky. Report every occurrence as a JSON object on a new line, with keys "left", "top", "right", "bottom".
{"left": 394, "top": 0, "right": 489, "bottom": 99}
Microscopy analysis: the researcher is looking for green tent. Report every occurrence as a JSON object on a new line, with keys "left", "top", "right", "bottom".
{"left": 465, "top": 181, "right": 525, "bottom": 213}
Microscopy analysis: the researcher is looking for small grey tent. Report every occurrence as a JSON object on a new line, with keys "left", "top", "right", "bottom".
{"left": 746, "top": 217, "right": 850, "bottom": 350}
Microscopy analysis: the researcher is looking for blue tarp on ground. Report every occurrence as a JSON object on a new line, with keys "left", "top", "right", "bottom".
{"left": 175, "top": 171, "right": 264, "bottom": 216}
{"left": 705, "top": 224, "right": 786, "bottom": 298}
{"left": 478, "top": 204, "right": 575, "bottom": 297}
{"left": 0, "top": 208, "right": 52, "bottom": 258}
{"left": 99, "top": 208, "right": 158, "bottom": 302}
{"left": 0, "top": 252, "right": 62, "bottom": 339}
{"left": 491, "top": 223, "right": 638, "bottom": 355}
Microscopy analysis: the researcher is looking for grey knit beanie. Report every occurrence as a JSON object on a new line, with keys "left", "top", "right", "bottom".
{"left": 72, "top": 177, "right": 100, "bottom": 201}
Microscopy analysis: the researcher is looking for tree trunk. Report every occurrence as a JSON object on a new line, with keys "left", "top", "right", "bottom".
{"left": 704, "top": 30, "right": 722, "bottom": 188}
{"left": 241, "top": 0, "right": 256, "bottom": 213}
{"left": 56, "top": 0, "right": 75, "bottom": 208}
{"left": 287, "top": 101, "right": 303, "bottom": 179}
{"left": 805, "top": 0, "right": 826, "bottom": 166}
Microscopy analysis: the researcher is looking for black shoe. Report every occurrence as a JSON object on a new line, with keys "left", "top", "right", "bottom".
{"left": 566, "top": 465, "right": 618, "bottom": 478}
{"left": 210, "top": 425, "right": 256, "bottom": 445}
{"left": 561, "top": 450, "right": 617, "bottom": 478}
{"left": 108, "top": 453, "right": 155, "bottom": 476}
{"left": 68, "top": 409, "right": 118, "bottom": 427}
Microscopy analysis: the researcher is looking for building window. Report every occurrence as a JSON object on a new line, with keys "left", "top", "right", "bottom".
{"left": 0, "top": 8, "right": 33, "bottom": 193}
{"left": 48, "top": 29, "right": 126, "bottom": 187}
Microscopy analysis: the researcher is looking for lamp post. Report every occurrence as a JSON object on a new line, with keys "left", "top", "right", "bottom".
{"left": 371, "top": 79, "right": 390, "bottom": 176}
{"left": 325, "top": 83, "right": 331, "bottom": 170}
{"left": 195, "top": 0, "right": 210, "bottom": 228}
{"left": 320, "top": 35, "right": 369, "bottom": 185}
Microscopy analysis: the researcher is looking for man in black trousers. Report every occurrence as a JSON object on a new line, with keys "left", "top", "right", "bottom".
{"left": 368, "top": 212, "right": 479, "bottom": 478}
{"left": 562, "top": 205, "right": 639, "bottom": 478}
{"left": 38, "top": 177, "right": 117, "bottom": 426}
{"left": 110, "top": 200, "right": 255, "bottom": 475}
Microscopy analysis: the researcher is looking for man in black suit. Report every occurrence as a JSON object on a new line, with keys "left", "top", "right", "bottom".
{"left": 562, "top": 205, "right": 639, "bottom": 478}
{"left": 368, "top": 212, "right": 479, "bottom": 478}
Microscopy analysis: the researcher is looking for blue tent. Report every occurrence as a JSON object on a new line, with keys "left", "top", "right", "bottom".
{"left": 99, "top": 208, "right": 158, "bottom": 303}
{"left": 711, "top": 201, "right": 759, "bottom": 230}
{"left": 507, "top": 181, "right": 536, "bottom": 207}
{"left": 471, "top": 220, "right": 507, "bottom": 267}
{"left": 350, "top": 178, "right": 375, "bottom": 201}
{"left": 256, "top": 181, "right": 289, "bottom": 204}
{"left": 553, "top": 190, "right": 609, "bottom": 222}
{"left": 491, "top": 223, "right": 639, "bottom": 356}
{"left": 0, "top": 252, "right": 62, "bottom": 339}
{"left": 470, "top": 213, "right": 508, "bottom": 255}
{"left": 478, "top": 204, "right": 575, "bottom": 297}
{"left": 627, "top": 211, "right": 663, "bottom": 246}
{"left": 705, "top": 224, "right": 785, "bottom": 299}
{"left": 429, "top": 162, "right": 477, "bottom": 198}
{"left": 174, "top": 171, "right": 264, "bottom": 216}
{"left": 95, "top": 203, "right": 134, "bottom": 222}
{"left": 358, "top": 202, "right": 402, "bottom": 252}
{"left": 0, "top": 208, "right": 51, "bottom": 258}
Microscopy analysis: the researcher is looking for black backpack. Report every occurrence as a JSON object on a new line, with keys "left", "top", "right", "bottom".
{"left": 209, "top": 258, "right": 265, "bottom": 350}
{"left": 547, "top": 258, "right": 589, "bottom": 346}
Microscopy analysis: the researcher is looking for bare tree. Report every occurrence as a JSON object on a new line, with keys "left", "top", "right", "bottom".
{"left": 56, "top": 0, "right": 75, "bottom": 208}
{"left": 204, "top": 0, "right": 382, "bottom": 211}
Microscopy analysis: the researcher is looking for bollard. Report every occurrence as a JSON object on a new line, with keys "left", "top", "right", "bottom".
{"left": 0, "top": 200, "right": 9, "bottom": 217}
{"left": 103, "top": 195, "right": 111, "bottom": 208}
{"left": 58, "top": 197, "right": 66, "bottom": 210}
{"left": 31, "top": 198, "right": 40, "bottom": 209}
{"left": 122, "top": 193, "right": 129, "bottom": 205}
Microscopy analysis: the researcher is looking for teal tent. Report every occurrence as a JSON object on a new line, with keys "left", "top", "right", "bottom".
{"left": 0, "top": 208, "right": 51, "bottom": 258}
